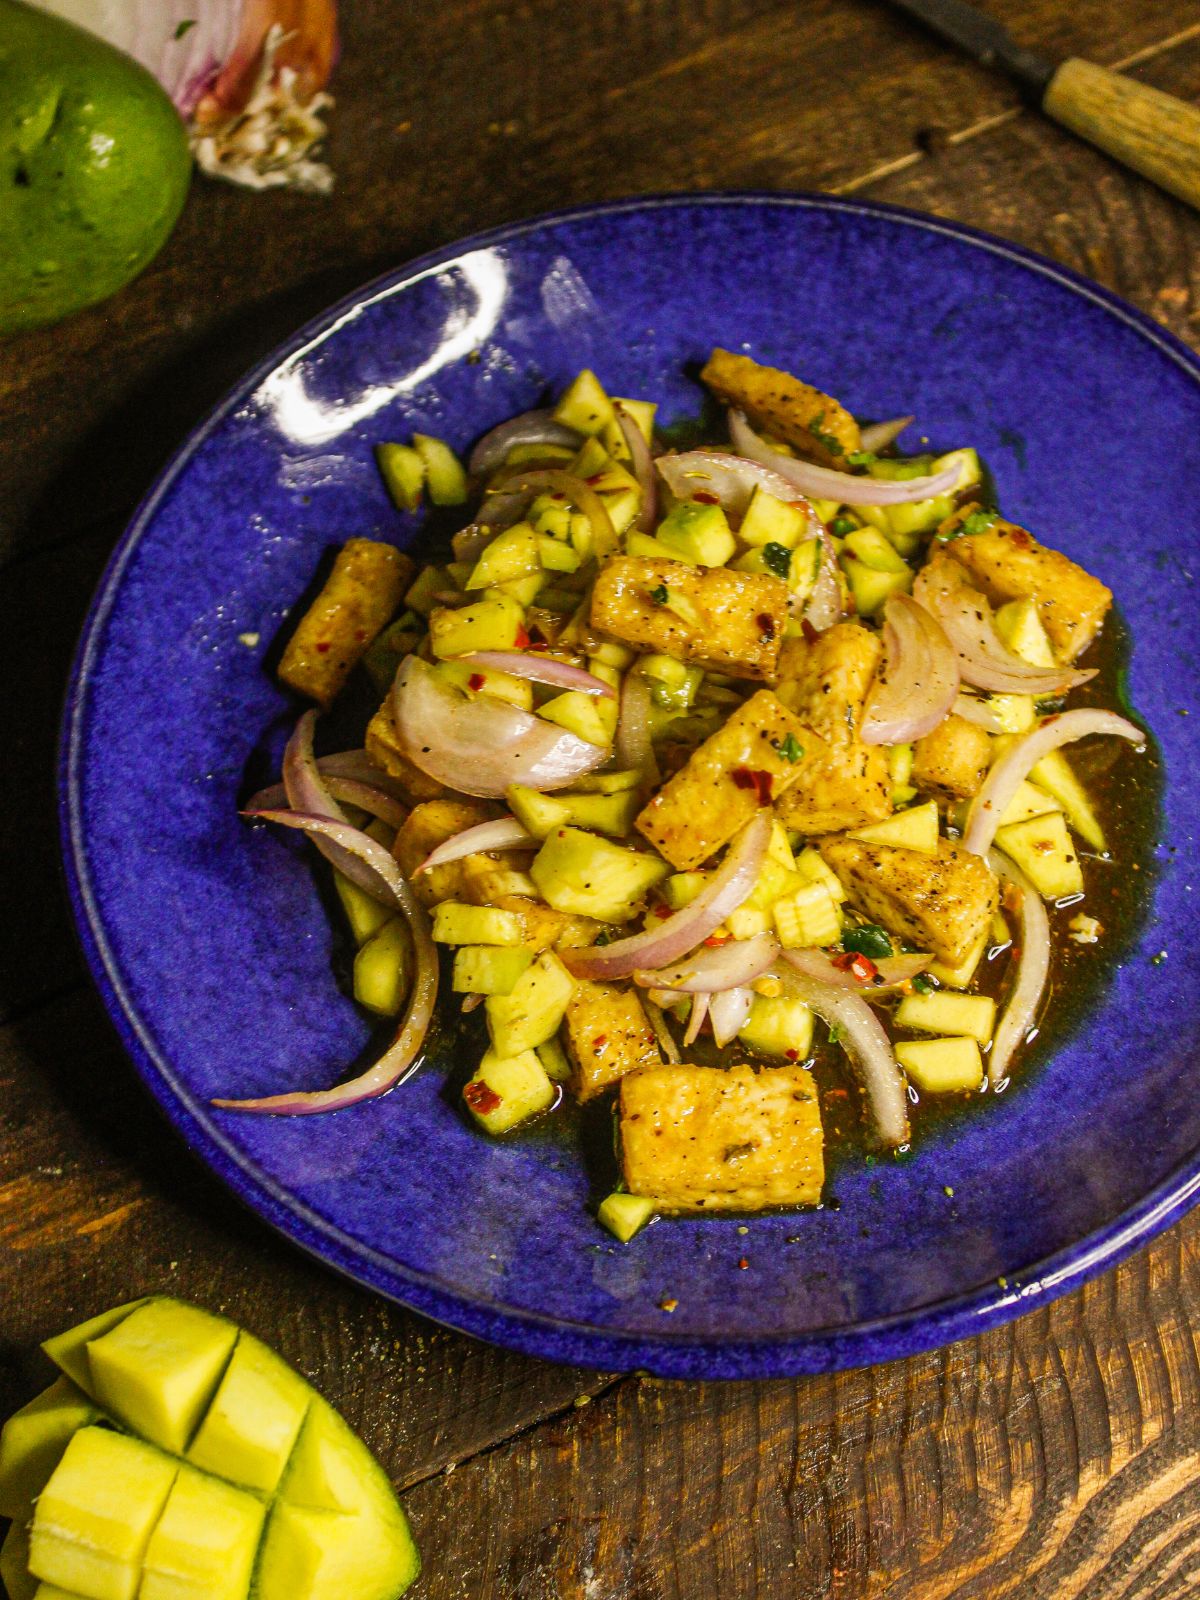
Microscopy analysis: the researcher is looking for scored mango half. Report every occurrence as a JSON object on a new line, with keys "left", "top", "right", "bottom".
{"left": 0, "top": 1297, "right": 418, "bottom": 1600}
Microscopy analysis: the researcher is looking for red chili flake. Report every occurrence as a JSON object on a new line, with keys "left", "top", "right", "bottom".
{"left": 592, "top": 1035, "right": 608, "bottom": 1051}
{"left": 586, "top": 473, "right": 604, "bottom": 486}
{"left": 801, "top": 619, "right": 819, "bottom": 643}
{"left": 527, "top": 638, "right": 550, "bottom": 651}
{"left": 692, "top": 490, "right": 720, "bottom": 505}
{"left": 1010, "top": 528, "right": 1031, "bottom": 549}
{"left": 464, "top": 1080, "right": 502, "bottom": 1115}
{"left": 732, "top": 767, "right": 774, "bottom": 804}
{"left": 850, "top": 953, "right": 878, "bottom": 983}
{"left": 755, "top": 612, "right": 776, "bottom": 641}
{"left": 467, "top": 673, "right": 486, "bottom": 691}
{"left": 315, "top": 641, "right": 331, "bottom": 654}
{"left": 737, "top": 1257, "right": 749, "bottom": 1271}
{"left": 831, "top": 952, "right": 855, "bottom": 970}
{"left": 513, "top": 626, "right": 531, "bottom": 650}
{"left": 704, "top": 935, "right": 731, "bottom": 948}
{"left": 785, "top": 1049, "right": 800, "bottom": 1063}
{"left": 354, "top": 628, "right": 367, "bottom": 642}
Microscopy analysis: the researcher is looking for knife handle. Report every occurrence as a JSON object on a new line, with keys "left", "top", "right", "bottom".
{"left": 1043, "top": 57, "right": 1200, "bottom": 212}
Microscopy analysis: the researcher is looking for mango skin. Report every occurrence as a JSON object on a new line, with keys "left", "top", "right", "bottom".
{"left": 0, "top": 0, "right": 191, "bottom": 335}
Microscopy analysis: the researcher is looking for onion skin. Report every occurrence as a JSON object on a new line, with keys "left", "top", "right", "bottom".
{"left": 615, "top": 405, "right": 658, "bottom": 533}
{"left": 778, "top": 949, "right": 931, "bottom": 994}
{"left": 468, "top": 409, "right": 581, "bottom": 478}
{"left": 858, "top": 415, "right": 914, "bottom": 453}
{"left": 952, "top": 693, "right": 1005, "bottom": 734}
{"left": 562, "top": 811, "right": 772, "bottom": 982}
{"left": 710, "top": 985, "right": 753, "bottom": 1046}
{"left": 249, "top": 773, "right": 406, "bottom": 829}
{"left": 729, "top": 410, "right": 962, "bottom": 507}
{"left": 616, "top": 669, "right": 660, "bottom": 789}
{"left": 987, "top": 850, "right": 1050, "bottom": 1087}
{"left": 415, "top": 816, "right": 534, "bottom": 874}
{"left": 634, "top": 932, "right": 780, "bottom": 993}
{"left": 861, "top": 596, "right": 960, "bottom": 745}
{"left": 963, "top": 708, "right": 1144, "bottom": 857}
{"left": 459, "top": 651, "right": 616, "bottom": 698}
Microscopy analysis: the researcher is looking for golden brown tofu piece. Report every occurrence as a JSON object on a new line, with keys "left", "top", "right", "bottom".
{"left": 486, "top": 893, "right": 603, "bottom": 953}
{"left": 947, "top": 516, "right": 1111, "bottom": 663}
{"left": 636, "top": 690, "right": 818, "bottom": 870}
{"left": 279, "top": 538, "right": 414, "bottom": 707}
{"left": 563, "top": 981, "right": 663, "bottom": 1101}
{"left": 620, "top": 1062, "right": 824, "bottom": 1212}
{"left": 818, "top": 836, "right": 998, "bottom": 967}
{"left": 590, "top": 557, "right": 787, "bottom": 681}
{"left": 912, "top": 712, "right": 991, "bottom": 798}
{"left": 393, "top": 799, "right": 496, "bottom": 907}
{"left": 773, "top": 622, "right": 892, "bottom": 834}
{"left": 701, "top": 348, "right": 860, "bottom": 469}
{"left": 365, "top": 698, "right": 450, "bottom": 803}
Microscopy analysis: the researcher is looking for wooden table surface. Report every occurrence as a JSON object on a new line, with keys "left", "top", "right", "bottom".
{"left": 4, "top": 3, "right": 1200, "bottom": 1595}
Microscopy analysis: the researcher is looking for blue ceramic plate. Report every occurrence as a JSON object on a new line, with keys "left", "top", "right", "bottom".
{"left": 62, "top": 195, "right": 1200, "bottom": 1378}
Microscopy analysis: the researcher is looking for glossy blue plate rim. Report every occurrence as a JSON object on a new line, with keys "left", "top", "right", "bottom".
{"left": 58, "top": 191, "right": 1198, "bottom": 1378}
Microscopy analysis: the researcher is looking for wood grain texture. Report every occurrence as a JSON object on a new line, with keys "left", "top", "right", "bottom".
{"left": 4, "top": 6, "right": 1200, "bottom": 1600}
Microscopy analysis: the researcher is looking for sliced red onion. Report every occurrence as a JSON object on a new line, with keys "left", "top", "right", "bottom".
{"left": 243, "top": 808, "right": 404, "bottom": 907}
{"left": 500, "top": 469, "right": 616, "bottom": 555}
{"left": 562, "top": 811, "right": 772, "bottom": 981}
{"left": 249, "top": 774, "right": 407, "bottom": 828}
{"left": 987, "top": 850, "right": 1051, "bottom": 1086}
{"left": 460, "top": 651, "right": 616, "bottom": 698}
{"left": 710, "top": 985, "right": 754, "bottom": 1047}
{"left": 276, "top": 711, "right": 399, "bottom": 897}
{"left": 415, "top": 816, "right": 535, "bottom": 874}
{"left": 656, "top": 449, "right": 821, "bottom": 525}
{"left": 729, "top": 410, "right": 961, "bottom": 506}
{"left": 643, "top": 998, "right": 681, "bottom": 1064}
{"left": 861, "top": 596, "right": 960, "bottom": 745}
{"left": 451, "top": 526, "right": 496, "bottom": 562}
{"left": 616, "top": 669, "right": 659, "bottom": 789}
{"left": 214, "top": 846, "right": 438, "bottom": 1116}
{"left": 683, "top": 992, "right": 710, "bottom": 1049}
{"left": 634, "top": 932, "right": 779, "bottom": 993}
{"left": 803, "top": 532, "right": 845, "bottom": 632}
{"left": 468, "top": 409, "right": 582, "bottom": 477}
{"left": 858, "top": 415, "right": 915, "bottom": 453}
{"left": 391, "top": 657, "right": 607, "bottom": 798}
{"left": 780, "top": 949, "right": 931, "bottom": 994}
{"left": 963, "top": 708, "right": 1143, "bottom": 857}
{"left": 952, "top": 693, "right": 1005, "bottom": 734}
{"left": 614, "top": 404, "right": 658, "bottom": 533}
{"left": 308, "top": 750, "right": 409, "bottom": 798}
{"left": 778, "top": 966, "right": 910, "bottom": 1148}
{"left": 913, "top": 562, "right": 1096, "bottom": 695}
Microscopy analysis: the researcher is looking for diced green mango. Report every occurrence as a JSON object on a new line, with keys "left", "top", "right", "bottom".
{"left": 29, "top": 1427, "right": 177, "bottom": 1600}
{"left": 994, "top": 598, "right": 1055, "bottom": 667}
{"left": 466, "top": 523, "right": 540, "bottom": 589}
{"left": 428, "top": 595, "right": 525, "bottom": 658}
{"left": 333, "top": 873, "right": 392, "bottom": 947}
{"left": 795, "top": 847, "right": 847, "bottom": 902}
{"left": 430, "top": 903, "right": 524, "bottom": 946}
{"left": 738, "top": 996, "right": 813, "bottom": 1059}
{"left": 569, "top": 435, "right": 610, "bottom": 480}
{"left": 2, "top": 1516, "right": 36, "bottom": 1600}
{"left": 895, "top": 1037, "right": 983, "bottom": 1093}
{"left": 597, "top": 1193, "right": 657, "bottom": 1242}
{"left": 841, "top": 557, "right": 912, "bottom": 616}
{"left": 535, "top": 1035, "right": 573, "bottom": 1083}
{"left": 662, "top": 871, "right": 708, "bottom": 910}
{"left": 86, "top": 1301, "right": 238, "bottom": 1455}
{"left": 558, "top": 790, "right": 641, "bottom": 837}
{"left": 530, "top": 828, "right": 668, "bottom": 922}
{"left": 553, "top": 370, "right": 615, "bottom": 437}
{"left": 887, "top": 743, "right": 914, "bottom": 787}
{"left": 883, "top": 449, "right": 980, "bottom": 538}
{"left": 927, "top": 931, "right": 986, "bottom": 989}
{"left": 567, "top": 767, "right": 641, "bottom": 793}
{"left": 463, "top": 1047, "right": 557, "bottom": 1135}
{"left": 353, "top": 918, "right": 413, "bottom": 1017}
{"left": 484, "top": 573, "right": 545, "bottom": 607}
{"left": 42, "top": 1302, "right": 146, "bottom": 1394}
{"left": 361, "top": 618, "right": 422, "bottom": 696}
{"left": 402, "top": 564, "right": 448, "bottom": 617}
{"left": 185, "top": 1332, "right": 310, "bottom": 1497}
{"left": 600, "top": 398, "right": 656, "bottom": 459}
{"left": 537, "top": 690, "right": 613, "bottom": 748}
{"left": 843, "top": 527, "right": 909, "bottom": 574}
{"left": 485, "top": 952, "right": 577, "bottom": 1057}
{"left": 1030, "top": 749, "right": 1106, "bottom": 852}
{"left": 411, "top": 435, "right": 468, "bottom": 506}
{"left": 738, "top": 487, "right": 808, "bottom": 548}
{"left": 985, "top": 692, "right": 1036, "bottom": 733}
{"left": 848, "top": 800, "right": 939, "bottom": 855}
{"left": 995, "top": 811, "right": 1083, "bottom": 899}
{"left": 772, "top": 883, "right": 841, "bottom": 948}
{"left": 140, "top": 1462, "right": 265, "bottom": 1600}
{"left": 375, "top": 445, "right": 425, "bottom": 513}
{"left": 625, "top": 531, "right": 697, "bottom": 565}
{"left": 996, "top": 779, "right": 1061, "bottom": 827}
{"left": 895, "top": 991, "right": 996, "bottom": 1045}
{"left": 656, "top": 501, "right": 736, "bottom": 567}
{"left": 506, "top": 784, "right": 571, "bottom": 839}
{"left": 34, "top": 1584, "right": 85, "bottom": 1600}
{"left": 433, "top": 658, "right": 533, "bottom": 711}
{"left": 537, "top": 534, "right": 581, "bottom": 573}
{"left": 452, "top": 945, "right": 533, "bottom": 996}
{"left": 0, "top": 1377, "right": 101, "bottom": 1519}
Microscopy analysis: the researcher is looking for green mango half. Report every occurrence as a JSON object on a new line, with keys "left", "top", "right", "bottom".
{"left": 0, "top": 0, "right": 191, "bottom": 335}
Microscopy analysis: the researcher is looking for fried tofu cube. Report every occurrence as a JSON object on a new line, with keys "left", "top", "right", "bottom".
{"left": 818, "top": 835, "right": 998, "bottom": 966}
{"left": 948, "top": 517, "right": 1111, "bottom": 663}
{"left": 394, "top": 799, "right": 497, "bottom": 906}
{"left": 773, "top": 622, "right": 892, "bottom": 834}
{"left": 635, "top": 690, "right": 817, "bottom": 870}
{"left": 279, "top": 538, "right": 414, "bottom": 707}
{"left": 590, "top": 557, "right": 787, "bottom": 681}
{"left": 912, "top": 712, "right": 991, "bottom": 798}
{"left": 700, "top": 348, "right": 861, "bottom": 469}
{"left": 486, "top": 893, "right": 603, "bottom": 953}
{"left": 365, "top": 697, "right": 450, "bottom": 803}
{"left": 563, "top": 981, "right": 663, "bottom": 1101}
{"left": 619, "top": 1063, "right": 824, "bottom": 1211}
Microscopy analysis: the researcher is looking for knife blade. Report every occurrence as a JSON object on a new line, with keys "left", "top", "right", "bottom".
{"left": 883, "top": 0, "right": 1200, "bottom": 213}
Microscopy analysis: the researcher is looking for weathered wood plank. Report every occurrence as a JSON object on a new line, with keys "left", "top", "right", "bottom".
{"left": 1, "top": 0, "right": 1197, "bottom": 567}
{"left": 0, "top": 986, "right": 612, "bottom": 1481}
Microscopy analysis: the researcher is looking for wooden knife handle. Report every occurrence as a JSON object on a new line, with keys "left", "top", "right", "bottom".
{"left": 1043, "top": 57, "right": 1200, "bottom": 212}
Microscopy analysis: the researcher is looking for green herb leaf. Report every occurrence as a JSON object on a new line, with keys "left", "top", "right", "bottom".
{"left": 775, "top": 732, "right": 803, "bottom": 764}
{"left": 648, "top": 583, "right": 669, "bottom": 606}
{"left": 828, "top": 1024, "right": 843, "bottom": 1044}
{"left": 940, "top": 508, "right": 998, "bottom": 542}
{"left": 912, "top": 973, "right": 935, "bottom": 995}
{"left": 762, "top": 541, "right": 792, "bottom": 579}
{"left": 809, "top": 411, "right": 845, "bottom": 457}
{"left": 847, "top": 450, "right": 877, "bottom": 469}
{"left": 842, "top": 924, "right": 893, "bottom": 960}
{"left": 174, "top": 18, "right": 197, "bottom": 37}
{"left": 830, "top": 515, "right": 857, "bottom": 537}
